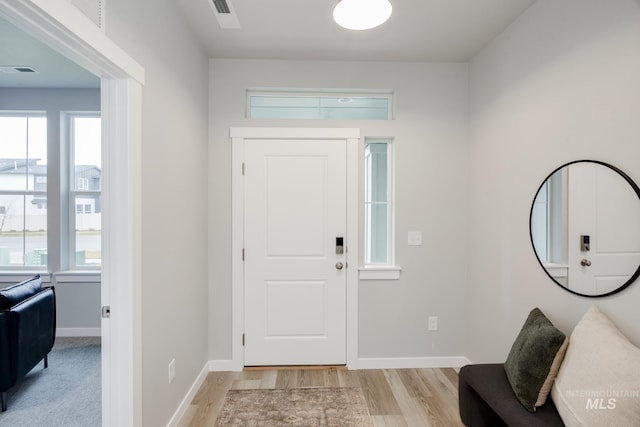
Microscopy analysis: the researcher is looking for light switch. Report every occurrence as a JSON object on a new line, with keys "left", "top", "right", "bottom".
{"left": 408, "top": 231, "right": 422, "bottom": 246}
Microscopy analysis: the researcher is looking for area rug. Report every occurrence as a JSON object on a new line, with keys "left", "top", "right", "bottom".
{"left": 215, "top": 387, "right": 373, "bottom": 426}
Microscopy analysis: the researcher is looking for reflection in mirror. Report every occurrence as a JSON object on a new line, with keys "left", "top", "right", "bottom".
{"left": 530, "top": 160, "right": 640, "bottom": 297}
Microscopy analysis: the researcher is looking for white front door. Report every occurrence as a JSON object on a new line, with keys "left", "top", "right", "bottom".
{"left": 243, "top": 138, "right": 347, "bottom": 366}
{"left": 567, "top": 162, "right": 640, "bottom": 294}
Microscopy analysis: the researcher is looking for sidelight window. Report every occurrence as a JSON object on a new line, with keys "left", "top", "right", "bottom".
{"left": 364, "top": 139, "right": 393, "bottom": 266}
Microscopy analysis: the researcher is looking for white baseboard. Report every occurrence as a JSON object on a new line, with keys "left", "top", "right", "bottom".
{"left": 357, "top": 356, "right": 471, "bottom": 370}
{"left": 209, "top": 359, "right": 236, "bottom": 371}
{"left": 166, "top": 362, "right": 210, "bottom": 427}
{"left": 208, "top": 357, "right": 471, "bottom": 371}
{"left": 57, "top": 327, "right": 101, "bottom": 337}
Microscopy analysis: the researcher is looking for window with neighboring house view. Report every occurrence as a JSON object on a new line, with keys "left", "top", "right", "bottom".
{"left": 0, "top": 114, "right": 48, "bottom": 267}
{"left": 0, "top": 112, "right": 101, "bottom": 270}
{"left": 70, "top": 114, "right": 101, "bottom": 268}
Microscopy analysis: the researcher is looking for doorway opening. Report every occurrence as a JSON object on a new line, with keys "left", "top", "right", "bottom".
{"left": 0, "top": 2, "right": 144, "bottom": 425}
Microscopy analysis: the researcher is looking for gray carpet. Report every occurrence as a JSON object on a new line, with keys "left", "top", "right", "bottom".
{"left": 0, "top": 336, "right": 101, "bottom": 427}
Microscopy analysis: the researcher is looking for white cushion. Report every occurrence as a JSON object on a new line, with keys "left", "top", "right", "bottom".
{"left": 551, "top": 305, "right": 640, "bottom": 426}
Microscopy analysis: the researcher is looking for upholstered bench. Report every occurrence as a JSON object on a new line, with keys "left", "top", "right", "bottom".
{"left": 459, "top": 363, "right": 564, "bottom": 426}
{"left": 459, "top": 305, "right": 640, "bottom": 427}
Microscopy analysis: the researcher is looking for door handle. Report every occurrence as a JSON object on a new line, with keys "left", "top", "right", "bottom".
{"left": 336, "top": 262, "right": 344, "bottom": 270}
{"left": 580, "top": 259, "right": 592, "bottom": 267}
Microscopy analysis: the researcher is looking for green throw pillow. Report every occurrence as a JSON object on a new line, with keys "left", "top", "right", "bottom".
{"left": 504, "top": 307, "right": 568, "bottom": 412}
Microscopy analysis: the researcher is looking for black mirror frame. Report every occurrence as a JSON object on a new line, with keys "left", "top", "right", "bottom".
{"left": 529, "top": 160, "right": 640, "bottom": 298}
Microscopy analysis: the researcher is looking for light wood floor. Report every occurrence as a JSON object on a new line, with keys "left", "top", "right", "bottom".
{"left": 179, "top": 367, "right": 463, "bottom": 427}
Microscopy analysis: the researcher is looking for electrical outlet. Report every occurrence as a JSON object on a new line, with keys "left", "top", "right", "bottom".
{"left": 168, "top": 359, "right": 176, "bottom": 384}
{"left": 428, "top": 316, "right": 438, "bottom": 331}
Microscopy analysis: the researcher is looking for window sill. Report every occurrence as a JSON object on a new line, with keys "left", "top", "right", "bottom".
{"left": 542, "top": 263, "right": 568, "bottom": 279}
{"left": 0, "top": 270, "right": 101, "bottom": 285}
{"left": 0, "top": 271, "right": 51, "bottom": 284}
{"left": 54, "top": 270, "right": 101, "bottom": 283}
{"left": 359, "top": 266, "right": 402, "bottom": 280}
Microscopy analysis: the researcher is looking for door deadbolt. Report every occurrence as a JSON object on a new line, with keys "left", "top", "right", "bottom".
{"left": 580, "top": 235, "right": 590, "bottom": 252}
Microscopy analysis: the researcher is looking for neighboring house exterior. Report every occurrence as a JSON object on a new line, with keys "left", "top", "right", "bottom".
{"left": 0, "top": 158, "right": 100, "bottom": 266}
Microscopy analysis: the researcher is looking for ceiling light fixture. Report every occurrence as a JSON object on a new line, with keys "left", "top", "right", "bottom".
{"left": 333, "top": 0, "right": 392, "bottom": 31}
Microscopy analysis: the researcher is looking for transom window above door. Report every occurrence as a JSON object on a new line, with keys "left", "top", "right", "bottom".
{"left": 246, "top": 89, "right": 394, "bottom": 120}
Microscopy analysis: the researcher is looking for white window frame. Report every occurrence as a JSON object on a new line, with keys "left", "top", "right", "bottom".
{"left": 360, "top": 137, "right": 401, "bottom": 280}
{"left": 532, "top": 168, "right": 567, "bottom": 266}
{"left": 68, "top": 112, "right": 101, "bottom": 270}
{"left": 0, "top": 111, "right": 102, "bottom": 272}
{"left": 246, "top": 88, "right": 394, "bottom": 120}
{"left": 531, "top": 180, "right": 550, "bottom": 262}
{"left": 0, "top": 112, "right": 48, "bottom": 270}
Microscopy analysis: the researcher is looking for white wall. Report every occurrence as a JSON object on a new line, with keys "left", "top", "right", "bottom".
{"left": 104, "top": 2, "right": 210, "bottom": 426}
{"left": 209, "top": 59, "right": 469, "bottom": 361}
{"left": 467, "top": 0, "right": 640, "bottom": 362}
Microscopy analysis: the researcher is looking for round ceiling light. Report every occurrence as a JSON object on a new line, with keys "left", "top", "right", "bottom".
{"left": 333, "top": 0, "right": 393, "bottom": 31}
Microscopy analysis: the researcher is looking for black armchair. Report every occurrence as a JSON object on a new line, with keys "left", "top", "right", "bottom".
{"left": 0, "top": 275, "right": 56, "bottom": 412}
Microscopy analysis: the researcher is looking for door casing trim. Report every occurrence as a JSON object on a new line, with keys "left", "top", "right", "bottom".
{"left": 231, "top": 127, "right": 360, "bottom": 371}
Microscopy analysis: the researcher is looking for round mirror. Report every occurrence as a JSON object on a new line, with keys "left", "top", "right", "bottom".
{"left": 530, "top": 160, "right": 640, "bottom": 297}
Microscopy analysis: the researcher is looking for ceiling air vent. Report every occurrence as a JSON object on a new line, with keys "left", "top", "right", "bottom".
{"left": 213, "top": 0, "right": 230, "bottom": 14}
{"left": 209, "top": 0, "right": 240, "bottom": 29}
{"left": 0, "top": 66, "right": 37, "bottom": 74}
